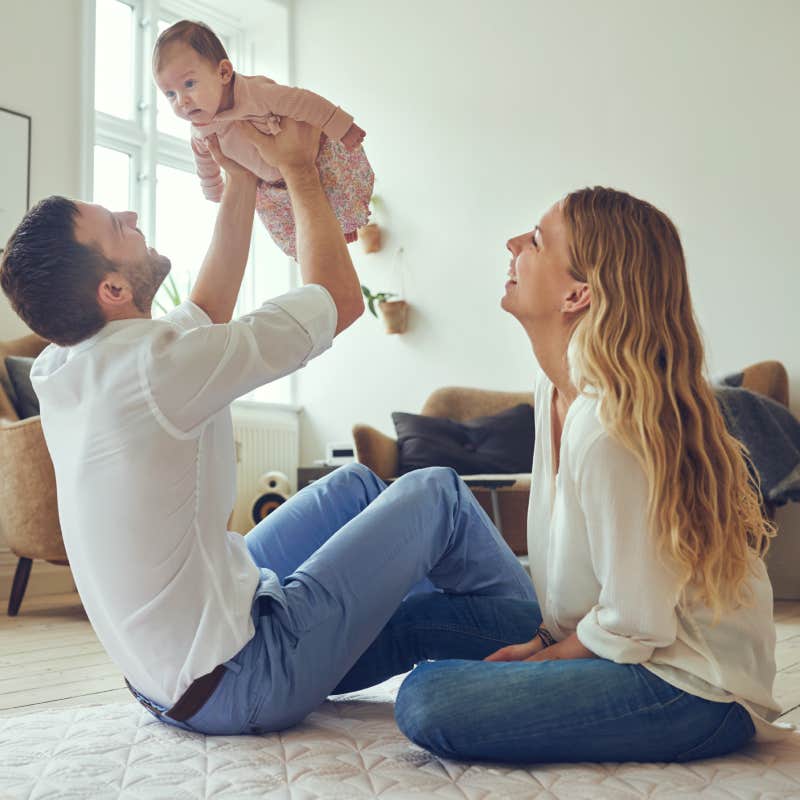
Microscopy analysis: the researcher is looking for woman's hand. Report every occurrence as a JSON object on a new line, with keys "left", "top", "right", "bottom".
{"left": 525, "top": 633, "right": 597, "bottom": 662}
{"left": 484, "top": 635, "right": 545, "bottom": 662}
{"left": 485, "top": 632, "right": 597, "bottom": 662}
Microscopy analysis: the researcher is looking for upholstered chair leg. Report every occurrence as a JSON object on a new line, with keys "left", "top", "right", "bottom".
{"left": 8, "top": 557, "right": 32, "bottom": 616}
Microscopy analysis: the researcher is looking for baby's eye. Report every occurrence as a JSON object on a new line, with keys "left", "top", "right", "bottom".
{"left": 184, "top": 80, "right": 195, "bottom": 88}
{"left": 165, "top": 90, "right": 175, "bottom": 99}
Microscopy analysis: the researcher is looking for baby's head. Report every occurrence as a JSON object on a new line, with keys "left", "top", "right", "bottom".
{"left": 153, "top": 20, "right": 233, "bottom": 125}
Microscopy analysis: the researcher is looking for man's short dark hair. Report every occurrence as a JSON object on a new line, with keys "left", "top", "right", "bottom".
{"left": 0, "top": 196, "right": 112, "bottom": 346}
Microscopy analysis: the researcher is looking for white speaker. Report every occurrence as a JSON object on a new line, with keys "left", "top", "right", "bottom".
{"left": 250, "top": 470, "right": 292, "bottom": 524}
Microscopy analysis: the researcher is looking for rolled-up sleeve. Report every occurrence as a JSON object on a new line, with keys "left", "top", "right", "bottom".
{"left": 574, "top": 434, "right": 682, "bottom": 663}
{"left": 143, "top": 285, "right": 336, "bottom": 436}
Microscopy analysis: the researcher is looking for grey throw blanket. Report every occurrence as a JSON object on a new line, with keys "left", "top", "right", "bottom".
{"left": 715, "top": 375, "right": 800, "bottom": 507}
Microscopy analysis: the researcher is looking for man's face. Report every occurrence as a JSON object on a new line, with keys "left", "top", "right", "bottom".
{"left": 74, "top": 203, "right": 171, "bottom": 313}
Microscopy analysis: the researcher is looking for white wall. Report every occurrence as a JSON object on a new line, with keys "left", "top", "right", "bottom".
{"left": 293, "top": 0, "right": 800, "bottom": 589}
{"left": 0, "top": 0, "right": 84, "bottom": 338}
{"left": 0, "top": 0, "right": 83, "bottom": 595}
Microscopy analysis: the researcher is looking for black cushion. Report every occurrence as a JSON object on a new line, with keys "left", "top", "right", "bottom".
{"left": 392, "top": 403, "right": 534, "bottom": 476}
{"left": 5, "top": 356, "right": 39, "bottom": 419}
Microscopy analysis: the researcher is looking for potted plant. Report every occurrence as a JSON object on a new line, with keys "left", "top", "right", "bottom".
{"left": 153, "top": 272, "right": 190, "bottom": 315}
{"left": 358, "top": 194, "right": 384, "bottom": 254}
{"left": 361, "top": 284, "right": 408, "bottom": 334}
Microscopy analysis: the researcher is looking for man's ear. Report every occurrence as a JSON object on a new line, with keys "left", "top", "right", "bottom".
{"left": 97, "top": 272, "right": 132, "bottom": 313}
{"left": 219, "top": 59, "right": 234, "bottom": 84}
{"left": 562, "top": 282, "right": 591, "bottom": 315}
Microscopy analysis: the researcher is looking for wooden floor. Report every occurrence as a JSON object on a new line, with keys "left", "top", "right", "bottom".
{"left": 3, "top": 593, "right": 800, "bottom": 723}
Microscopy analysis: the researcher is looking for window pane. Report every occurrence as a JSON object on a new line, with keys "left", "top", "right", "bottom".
{"left": 93, "top": 146, "right": 131, "bottom": 211}
{"left": 95, "top": 0, "right": 134, "bottom": 119}
{"left": 155, "top": 19, "right": 190, "bottom": 141}
{"left": 153, "top": 164, "right": 217, "bottom": 313}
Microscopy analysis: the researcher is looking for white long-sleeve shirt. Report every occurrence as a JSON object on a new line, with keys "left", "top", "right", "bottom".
{"left": 32, "top": 286, "right": 337, "bottom": 707}
{"left": 527, "top": 368, "right": 790, "bottom": 741}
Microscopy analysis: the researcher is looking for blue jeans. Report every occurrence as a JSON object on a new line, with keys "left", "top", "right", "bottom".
{"left": 139, "top": 463, "right": 535, "bottom": 734}
{"left": 337, "top": 591, "right": 757, "bottom": 763}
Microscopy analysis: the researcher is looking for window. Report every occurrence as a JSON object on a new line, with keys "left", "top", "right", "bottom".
{"left": 89, "top": 0, "right": 294, "bottom": 406}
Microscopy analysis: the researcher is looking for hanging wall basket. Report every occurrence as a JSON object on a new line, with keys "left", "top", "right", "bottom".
{"left": 358, "top": 223, "right": 382, "bottom": 254}
{"left": 378, "top": 300, "right": 408, "bottom": 334}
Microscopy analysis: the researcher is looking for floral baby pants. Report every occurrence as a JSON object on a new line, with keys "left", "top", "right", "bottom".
{"left": 255, "top": 137, "right": 375, "bottom": 260}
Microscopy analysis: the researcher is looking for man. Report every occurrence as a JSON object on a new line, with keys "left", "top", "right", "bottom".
{"left": 0, "top": 120, "right": 534, "bottom": 734}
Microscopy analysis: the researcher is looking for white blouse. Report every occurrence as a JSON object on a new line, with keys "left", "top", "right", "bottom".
{"left": 527, "top": 369, "right": 791, "bottom": 741}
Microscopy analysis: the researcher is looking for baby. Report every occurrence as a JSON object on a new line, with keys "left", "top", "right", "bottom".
{"left": 153, "top": 20, "right": 374, "bottom": 259}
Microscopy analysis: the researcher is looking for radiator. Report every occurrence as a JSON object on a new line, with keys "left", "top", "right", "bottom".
{"left": 230, "top": 403, "right": 300, "bottom": 534}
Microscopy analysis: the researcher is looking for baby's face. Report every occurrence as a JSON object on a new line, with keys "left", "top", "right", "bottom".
{"left": 155, "top": 43, "right": 230, "bottom": 125}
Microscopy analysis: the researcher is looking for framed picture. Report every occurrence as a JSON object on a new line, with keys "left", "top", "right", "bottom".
{"left": 0, "top": 107, "right": 32, "bottom": 253}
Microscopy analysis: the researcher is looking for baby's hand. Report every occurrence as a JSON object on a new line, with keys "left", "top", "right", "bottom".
{"left": 341, "top": 123, "right": 366, "bottom": 150}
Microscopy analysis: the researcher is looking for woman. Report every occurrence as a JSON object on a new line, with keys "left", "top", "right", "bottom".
{"left": 336, "top": 187, "right": 787, "bottom": 763}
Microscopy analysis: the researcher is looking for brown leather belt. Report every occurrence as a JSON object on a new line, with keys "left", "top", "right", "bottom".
{"left": 126, "top": 664, "right": 226, "bottom": 722}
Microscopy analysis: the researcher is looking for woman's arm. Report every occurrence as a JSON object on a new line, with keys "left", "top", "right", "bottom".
{"left": 486, "top": 432, "right": 681, "bottom": 664}
{"left": 485, "top": 629, "right": 597, "bottom": 662}
{"left": 573, "top": 434, "right": 682, "bottom": 662}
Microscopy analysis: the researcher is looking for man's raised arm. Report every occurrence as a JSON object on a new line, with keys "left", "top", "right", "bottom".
{"left": 189, "top": 131, "right": 258, "bottom": 324}
{"left": 238, "top": 119, "right": 364, "bottom": 335}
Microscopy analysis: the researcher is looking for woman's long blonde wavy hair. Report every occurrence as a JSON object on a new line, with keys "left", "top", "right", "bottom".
{"left": 562, "top": 187, "right": 774, "bottom": 617}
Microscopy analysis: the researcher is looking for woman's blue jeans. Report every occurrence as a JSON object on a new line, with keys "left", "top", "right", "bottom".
{"left": 337, "top": 590, "right": 757, "bottom": 763}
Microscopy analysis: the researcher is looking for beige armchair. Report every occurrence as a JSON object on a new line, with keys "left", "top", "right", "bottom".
{"left": 352, "top": 361, "right": 790, "bottom": 556}
{"left": 354, "top": 388, "right": 534, "bottom": 555}
{"left": 0, "top": 333, "right": 67, "bottom": 615}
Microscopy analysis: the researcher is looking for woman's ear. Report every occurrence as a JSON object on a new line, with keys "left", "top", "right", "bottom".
{"left": 562, "top": 283, "right": 591, "bottom": 314}
{"left": 219, "top": 59, "right": 234, "bottom": 84}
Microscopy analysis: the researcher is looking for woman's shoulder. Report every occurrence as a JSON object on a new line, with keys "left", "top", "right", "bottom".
{"left": 564, "top": 394, "right": 644, "bottom": 484}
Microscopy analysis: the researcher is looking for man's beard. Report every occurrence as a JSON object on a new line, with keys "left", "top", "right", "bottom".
{"left": 127, "top": 251, "right": 172, "bottom": 313}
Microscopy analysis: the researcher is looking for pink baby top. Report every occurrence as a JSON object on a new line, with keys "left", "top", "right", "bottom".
{"left": 190, "top": 73, "right": 355, "bottom": 201}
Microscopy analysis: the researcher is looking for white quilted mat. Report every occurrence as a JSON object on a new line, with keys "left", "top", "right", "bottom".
{"left": 3, "top": 676, "right": 800, "bottom": 800}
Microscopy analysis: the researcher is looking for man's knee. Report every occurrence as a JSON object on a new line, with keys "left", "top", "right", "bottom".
{"left": 394, "top": 466, "right": 460, "bottom": 498}
{"left": 324, "top": 462, "right": 380, "bottom": 491}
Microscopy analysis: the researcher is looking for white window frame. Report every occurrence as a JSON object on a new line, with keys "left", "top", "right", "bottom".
{"left": 80, "top": 0, "right": 298, "bottom": 409}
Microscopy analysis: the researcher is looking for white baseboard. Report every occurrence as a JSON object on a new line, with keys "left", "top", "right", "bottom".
{"left": 0, "top": 546, "right": 76, "bottom": 603}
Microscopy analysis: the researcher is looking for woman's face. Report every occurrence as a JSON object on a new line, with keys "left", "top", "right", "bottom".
{"left": 501, "top": 204, "right": 584, "bottom": 327}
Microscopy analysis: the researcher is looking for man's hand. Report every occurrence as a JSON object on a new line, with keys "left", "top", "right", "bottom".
{"left": 238, "top": 118, "right": 321, "bottom": 172}
{"left": 485, "top": 632, "right": 597, "bottom": 662}
{"left": 205, "top": 132, "right": 256, "bottom": 182}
